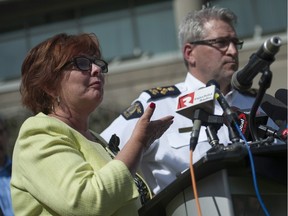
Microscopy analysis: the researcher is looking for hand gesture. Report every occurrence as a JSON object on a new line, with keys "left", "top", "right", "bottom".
{"left": 115, "top": 102, "right": 174, "bottom": 175}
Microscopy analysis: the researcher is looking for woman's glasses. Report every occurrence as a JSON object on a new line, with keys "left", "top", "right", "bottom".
{"left": 63, "top": 56, "right": 108, "bottom": 73}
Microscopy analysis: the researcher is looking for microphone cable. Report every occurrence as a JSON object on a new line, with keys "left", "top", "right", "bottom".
{"left": 189, "top": 112, "right": 204, "bottom": 216}
{"left": 189, "top": 148, "right": 202, "bottom": 216}
{"left": 233, "top": 121, "right": 270, "bottom": 216}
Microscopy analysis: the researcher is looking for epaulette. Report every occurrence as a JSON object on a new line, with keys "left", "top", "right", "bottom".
{"left": 121, "top": 101, "right": 144, "bottom": 120}
{"left": 239, "top": 88, "right": 259, "bottom": 97}
{"left": 144, "top": 85, "right": 181, "bottom": 100}
{"left": 121, "top": 86, "right": 181, "bottom": 120}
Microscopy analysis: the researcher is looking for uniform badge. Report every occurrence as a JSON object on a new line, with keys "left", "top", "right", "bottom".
{"left": 121, "top": 101, "right": 144, "bottom": 120}
{"left": 144, "top": 85, "right": 181, "bottom": 99}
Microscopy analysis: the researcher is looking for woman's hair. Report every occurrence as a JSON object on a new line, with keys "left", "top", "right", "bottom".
{"left": 178, "top": 6, "right": 238, "bottom": 50}
{"left": 20, "top": 33, "right": 102, "bottom": 114}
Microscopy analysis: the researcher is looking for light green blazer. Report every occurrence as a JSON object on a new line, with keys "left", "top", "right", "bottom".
{"left": 11, "top": 113, "right": 141, "bottom": 216}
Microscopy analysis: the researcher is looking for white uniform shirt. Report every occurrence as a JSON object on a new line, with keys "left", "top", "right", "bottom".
{"left": 101, "top": 73, "right": 256, "bottom": 194}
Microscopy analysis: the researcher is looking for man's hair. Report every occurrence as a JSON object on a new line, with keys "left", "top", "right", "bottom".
{"left": 178, "top": 6, "right": 238, "bottom": 50}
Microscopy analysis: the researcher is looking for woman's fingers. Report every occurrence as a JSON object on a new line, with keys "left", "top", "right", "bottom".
{"left": 132, "top": 102, "right": 174, "bottom": 148}
{"left": 140, "top": 102, "right": 156, "bottom": 122}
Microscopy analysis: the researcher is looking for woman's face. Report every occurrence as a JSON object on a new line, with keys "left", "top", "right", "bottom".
{"left": 58, "top": 55, "right": 106, "bottom": 115}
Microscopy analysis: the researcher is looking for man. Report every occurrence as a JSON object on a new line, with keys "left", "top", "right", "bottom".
{"left": 0, "top": 115, "right": 14, "bottom": 216}
{"left": 101, "top": 7, "right": 257, "bottom": 195}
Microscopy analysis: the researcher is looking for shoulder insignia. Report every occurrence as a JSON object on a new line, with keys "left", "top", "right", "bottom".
{"left": 144, "top": 85, "right": 181, "bottom": 99}
{"left": 240, "top": 88, "right": 258, "bottom": 97}
{"left": 121, "top": 101, "right": 144, "bottom": 120}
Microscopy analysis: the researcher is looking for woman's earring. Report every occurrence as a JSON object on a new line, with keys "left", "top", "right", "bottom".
{"left": 57, "top": 96, "right": 61, "bottom": 106}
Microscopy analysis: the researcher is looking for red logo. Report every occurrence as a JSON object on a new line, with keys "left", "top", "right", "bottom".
{"left": 238, "top": 113, "right": 247, "bottom": 133}
{"left": 177, "top": 92, "right": 195, "bottom": 109}
{"left": 281, "top": 128, "right": 288, "bottom": 140}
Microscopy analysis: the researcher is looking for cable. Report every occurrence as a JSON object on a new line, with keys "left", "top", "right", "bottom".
{"left": 233, "top": 121, "right": 270, "bottom": 216}
{"left": 189, "top": 149, "right": 202, "bottom": 216}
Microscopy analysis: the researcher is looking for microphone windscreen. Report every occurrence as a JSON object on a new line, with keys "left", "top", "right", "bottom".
{"left": 261, "top": 93, "right": 287, "bottom": 127}
{"left": 275, "top": 88, "right": 287, "bottom": 105}
{"left": 232, "top": 107, "right": 268, "bottom": 141}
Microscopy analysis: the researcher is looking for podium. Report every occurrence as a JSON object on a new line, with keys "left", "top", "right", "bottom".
{"left": 138, "top": 144, "right": 287, "bottom": 216}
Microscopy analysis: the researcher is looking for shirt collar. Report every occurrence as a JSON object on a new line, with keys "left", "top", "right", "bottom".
{"left": 183, "top": 72, "right": 240, "bottom": 103}
{"left": 184, "top": 72, "right": 206, "bottom": 92}
{"left": 226, "top": 88, "right": 241, "bottom": 104}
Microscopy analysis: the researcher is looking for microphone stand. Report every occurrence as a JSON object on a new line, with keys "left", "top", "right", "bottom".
{"left": 249, "top": 68, "right": 272, "bottom": 143}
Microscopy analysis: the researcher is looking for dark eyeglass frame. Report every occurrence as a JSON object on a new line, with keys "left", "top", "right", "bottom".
{"left": 189, "top": 37, "right": 244, "bottom": 51}
{"left": 63, "top": 56, "right": 108, "bottom": 73}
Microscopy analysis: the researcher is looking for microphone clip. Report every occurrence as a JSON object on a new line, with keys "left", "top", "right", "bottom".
{"left": 190, "top": 109, "right": 224, "bottom": 151}
{"left": 191, "top": 109, "right": 224, "bottom": 128}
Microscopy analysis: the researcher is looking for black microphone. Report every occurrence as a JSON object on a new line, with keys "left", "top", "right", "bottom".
{"left": 275, "top": 88, "right": 287, "bottom": 105}
{"left": 176, "top": 85, "right": 223, "bottom": 150}
{"left": 261, "top": 93, "right": 287, "bottom": 128}
{"left": 190, "top": 116, "right": 202, "bottom": 151}
{"left": 206, "top": 80, "right": 239, "bottom": 126}
{"left": 260, "top": 93, "right": 287, "bottom": 143}
{"left": 232, "top": 107, "right": 268, "bottom": 141}
{"left": 207, "top": 80, "right": 241, "bottom": 143}
{"left": 258, "top": 124, "right": 288, "bottom": 143}
{"left": 231, "top": 36, "right": 282, "bottom": 91}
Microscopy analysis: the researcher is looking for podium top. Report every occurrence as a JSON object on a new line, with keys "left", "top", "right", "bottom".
{"left": 138, "top": 144, "right": 287, "bottom": 216}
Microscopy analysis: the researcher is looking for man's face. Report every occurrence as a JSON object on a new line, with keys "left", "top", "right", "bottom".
{"left": 185, "top": 19, "right": 240, "bottom": 89}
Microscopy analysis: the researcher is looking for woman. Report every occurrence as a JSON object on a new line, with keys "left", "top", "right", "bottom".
{"left": 10, "top": 33, "right": 174, "bottom": 216}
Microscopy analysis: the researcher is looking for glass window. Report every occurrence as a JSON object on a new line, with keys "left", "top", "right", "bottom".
{"left": 136, "top": 2, "right": 178, "bottom": 54}
{"left": 0, "top": 32, "right": 27, "bottom": 81}
{"left": 82, "top": 10, "right": 134, "bottom": 60}
{"left": 82, "top": 1, "right": 177, "bottom": 60}
{"left": 29, "top": 20, "right": 78, "bottom": 47}
{"left": 212, "top": 0, "right": 287, "bottom": 38}
{"left": 0, "top": 0, "right": 286, "bottom": 81}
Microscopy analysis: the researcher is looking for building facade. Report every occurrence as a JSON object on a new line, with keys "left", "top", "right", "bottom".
{"left": 0, "top": 0, "right": 287, "bottom": 145}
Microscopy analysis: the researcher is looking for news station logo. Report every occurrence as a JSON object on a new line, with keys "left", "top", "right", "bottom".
{"left": 177, "top": 92, "right": 195, "bottom": 109}
{"left": 176, "top": 86, "right": 215, "bottom": 119}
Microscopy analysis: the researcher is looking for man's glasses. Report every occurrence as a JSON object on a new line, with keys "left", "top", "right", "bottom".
{"left": 64, "top": 56, "right": 108, "bottom": 73}
{"left": 189, "top": 37, "right": 244, "bottom": 51}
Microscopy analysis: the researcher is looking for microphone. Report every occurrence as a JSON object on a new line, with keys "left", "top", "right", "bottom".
{"left": 260, "top": 93, "right": 287, "bottom": 143}
{"left": 275, "top": 88, "right": 287, "bottom": 105}
{"left": 176, "top": 85, "right": 223, "bottom": 150}
{"left": 231, "top": 36, "right": 282, "bottom": 91}
{"left": 206, "top": 80, "right": 241, "bottom": 143}
{"left": 258, "top": 124, "right": 288, "bottom": 143}
{"left": 233, "top": 107, "right": 269, "bottom": 141}
{"left": 261, "top": 93, "right": 287, "bottom": 128}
